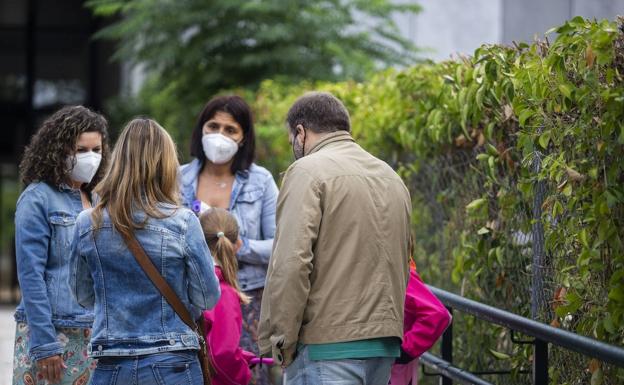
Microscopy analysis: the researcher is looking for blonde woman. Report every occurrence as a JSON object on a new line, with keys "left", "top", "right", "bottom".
{"left": 69, "top": 118, "right": 220, "bottom": 384}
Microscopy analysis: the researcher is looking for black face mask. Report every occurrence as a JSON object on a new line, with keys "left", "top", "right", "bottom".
{"left": 292, "top": 128, "right": 306, "bottom": 160}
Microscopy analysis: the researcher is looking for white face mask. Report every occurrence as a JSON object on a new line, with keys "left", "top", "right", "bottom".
{"left": 202, "top": 133, "right": 239, "bottom": 164}
{"left": 66, "top": 151, "right": 102, "bottom": 184}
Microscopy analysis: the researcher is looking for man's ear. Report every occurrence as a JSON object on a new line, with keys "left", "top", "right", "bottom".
{"left": 296, "top": 124, "right": 306, "bottom": 141}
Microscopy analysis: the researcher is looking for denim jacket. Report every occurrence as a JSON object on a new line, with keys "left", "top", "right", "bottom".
{"left": 14, "top": 182, "right": 94, "bottom": 361}
{"left": 69, "top": 204, "right": 220, "bottom": 357}
{"left": 179, "top": 159, "right": 278, "bottom": 291}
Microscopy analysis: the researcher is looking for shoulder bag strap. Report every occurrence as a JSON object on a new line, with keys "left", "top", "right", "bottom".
{"left": 121, "top": 232, "right": 197, "bottom": 330}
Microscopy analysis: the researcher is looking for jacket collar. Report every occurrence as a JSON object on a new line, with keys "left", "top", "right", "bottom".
{"left": 180, "top": 158, "right": 250, "bottom": 189}
{"left": 180, "top": 158, "right": 202, "bottom": 188}
{"left": 307, "top": 131, "right": 354, "bottom": 156}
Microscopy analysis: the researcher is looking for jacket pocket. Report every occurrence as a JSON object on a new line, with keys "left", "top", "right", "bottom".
{"left": 237, "top": 188, "right": 263, "bottom": 203}
{"left": 49, "top": 212, "right": 77, "bottom": 252}
{"left": 235, "top": 189, "right": 263, "bottom": 237}
{"left": 48, "top": 212, "right": 77, "bottom": 314}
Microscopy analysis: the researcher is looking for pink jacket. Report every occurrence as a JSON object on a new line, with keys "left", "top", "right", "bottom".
{"left": 401, "top": 268, "right": 451, "bottom": 358}
{"left": 203, "top": 267, "right": 254, "bottom": 385}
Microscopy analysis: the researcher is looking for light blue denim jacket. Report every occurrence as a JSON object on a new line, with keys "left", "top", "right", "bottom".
{"left": 14, "top": 182, "right": 94, "bottom": 361}
{"left": 69, "top": 204, "right": 220, "bottom": 357}
{"left": 179, "top": 159, "right": 278, "bottom": 291}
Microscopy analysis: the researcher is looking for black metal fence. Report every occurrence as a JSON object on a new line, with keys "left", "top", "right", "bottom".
{"left": 419, "top": 286, "right": 624, "bottom": 385}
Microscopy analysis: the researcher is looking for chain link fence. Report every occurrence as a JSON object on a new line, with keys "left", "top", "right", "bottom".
{"left": 407, "top": 149, "right": 619, "bottom": 384}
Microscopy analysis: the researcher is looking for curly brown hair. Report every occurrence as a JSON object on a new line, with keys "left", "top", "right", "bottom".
{"left": 19, "top": 105, "right": 110, "bottom": 191}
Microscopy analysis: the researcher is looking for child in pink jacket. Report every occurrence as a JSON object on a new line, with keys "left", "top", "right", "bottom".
{"left": 389, "top": 261, "right": 452, "bottom": 385}
{"left": 200, "top": 208, "right": 255, "bottom": 385}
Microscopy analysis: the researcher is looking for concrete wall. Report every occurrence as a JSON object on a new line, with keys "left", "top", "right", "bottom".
{"left": 395, "top": 0, "right": 502, "bottom": 61}
{"left": 393, "top": 0, "right": 624, "bottom": 61}
{"left": 502, "top": 0, "right": 624, "bottom": 44}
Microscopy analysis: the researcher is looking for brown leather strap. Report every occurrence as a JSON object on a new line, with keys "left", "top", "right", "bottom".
{"left": 121, "top": 232, "right": 197, "bottom": 330}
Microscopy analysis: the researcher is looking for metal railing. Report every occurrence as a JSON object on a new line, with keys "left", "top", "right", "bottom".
{"left": 420, "top": 285, "right": 624, "bottom": 385}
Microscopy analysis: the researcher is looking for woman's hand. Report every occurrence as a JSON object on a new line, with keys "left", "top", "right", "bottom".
{"left": 36, "top": 355, "right": 66, "bottom": 384}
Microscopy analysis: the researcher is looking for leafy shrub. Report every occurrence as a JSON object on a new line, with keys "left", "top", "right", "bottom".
{"left": 250, "top": 17, "right": 624, "bottom": 384}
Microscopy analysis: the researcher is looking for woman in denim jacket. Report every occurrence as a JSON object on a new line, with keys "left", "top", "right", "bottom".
{"left": 179, "top": 95, "right": 278, "bottom": 385}
{"left": 13, "top": 106, "right": 109, "bottom": 385}
{"left": 70, "top": 118, "right": 220, "bottom": 384}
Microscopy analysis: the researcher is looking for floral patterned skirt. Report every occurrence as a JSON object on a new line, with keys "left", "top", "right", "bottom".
{"left": 12, "top": 322, "right": 95, "bottom": 385}
{"left": 241, "top": 288, "right": 273, "bottom": 385}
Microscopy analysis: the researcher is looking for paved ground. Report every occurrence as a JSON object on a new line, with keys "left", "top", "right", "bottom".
{"left": 1, "top": 306, "right": 14, "bottom": 385}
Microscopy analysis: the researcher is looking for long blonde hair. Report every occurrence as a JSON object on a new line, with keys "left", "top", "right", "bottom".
{"left": 199, "top": 208, "right": 250, "bottom": 304}
{"left": 92, "top": 118, "right": 180, "bottom": 238}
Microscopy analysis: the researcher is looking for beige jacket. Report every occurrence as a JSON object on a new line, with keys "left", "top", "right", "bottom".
{"left": 258, "top": 131, "right": 412, "bottom": 366}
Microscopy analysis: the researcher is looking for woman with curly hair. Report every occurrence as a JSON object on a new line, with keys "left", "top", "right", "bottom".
{"left": 12, "top": 105, "right": 109, "bottom": 385}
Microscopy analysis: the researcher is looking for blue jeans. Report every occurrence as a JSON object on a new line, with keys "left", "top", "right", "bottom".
{"left": 89, "top": 351, "right": 202, "bottom": 385}
{"left": 284, "top": 346, "right": 394, "bottom": 385}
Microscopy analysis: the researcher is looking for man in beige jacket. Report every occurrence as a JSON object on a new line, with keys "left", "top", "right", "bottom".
{"left": 258, "top": 92, "right": 412, "bottom": 384}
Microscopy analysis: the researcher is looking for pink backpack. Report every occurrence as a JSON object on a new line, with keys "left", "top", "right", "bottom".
{"left": 389, "top": 269, "right": 452, "bottom": 385}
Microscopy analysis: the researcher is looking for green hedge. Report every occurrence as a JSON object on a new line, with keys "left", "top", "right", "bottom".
{"left": 250, "top": 17, "right": 624, "bottom": 383}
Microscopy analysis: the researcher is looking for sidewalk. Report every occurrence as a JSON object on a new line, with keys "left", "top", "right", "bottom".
{"left": 0, "top": 306, "right": 14, "bottom": 385}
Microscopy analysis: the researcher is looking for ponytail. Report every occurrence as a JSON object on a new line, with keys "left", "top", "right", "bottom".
{"left": 214, "top": 234, "right": 251, "bottom": 304}
{"left": 199, "top": 208, "right": 251, "bottom": 304}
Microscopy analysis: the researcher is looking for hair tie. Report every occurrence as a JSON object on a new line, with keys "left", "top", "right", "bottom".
{"left": 216, "top": 231, "right": 225, "bottom": 238}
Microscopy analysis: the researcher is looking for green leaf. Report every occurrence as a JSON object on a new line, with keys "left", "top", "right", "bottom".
{"left": 518, "top": 109, "right": 534, "bottom": 126}
{"left": 603, "top": 313, "right": 615, "bottom": 334}
{"left": 579, "top": 229, "right": 589, "bottom": 248}
{"left": 538, "top": 131, "right": 551, "bottom": 149}
{"left": 608, "top": 287, "right": 624, "bottom": 302}
{"left": 486, "top": 143, "right": 498, "bottom": 156}
{"left": 466, "top": 198, "right": 487, "bottom": 213}
{"left": 488, "top": 349, "right": 511, "bottom": 360}
{"left": 558, "top": 84, "right": 572, "bottom": 99}
{"left": 477, "top": 227, "right": 490, "bottom": 235}
{"left": 495, "top": 247, "right": 503, "bottom": 265}
{"left": 552, "top": 200, "right": 564, "bottom": 217}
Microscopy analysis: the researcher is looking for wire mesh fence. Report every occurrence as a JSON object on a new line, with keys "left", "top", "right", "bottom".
{"left": 407, "top": 148, "right": 621, "bottom": 384}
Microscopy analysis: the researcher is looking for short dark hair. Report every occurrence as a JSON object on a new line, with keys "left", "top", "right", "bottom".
{"left": 286, "top": 92, "right": 351, "bottom": 134}
{"left": 19, "top": 105, "right": 109, "bottom": 192}
{"left": 190, "top": 95, "right": 256, "bottom": 173}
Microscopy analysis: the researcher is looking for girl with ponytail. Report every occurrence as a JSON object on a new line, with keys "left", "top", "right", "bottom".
{"left": 200, "top": 208, "right": 255, "bottom": 385}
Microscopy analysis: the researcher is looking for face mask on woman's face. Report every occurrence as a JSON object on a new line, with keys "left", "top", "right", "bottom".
{"left": 202, "top": 133, "right": 239, "bottom": 164}
{"left": 66, "top": 151, "right": 102, "bottom": 184}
